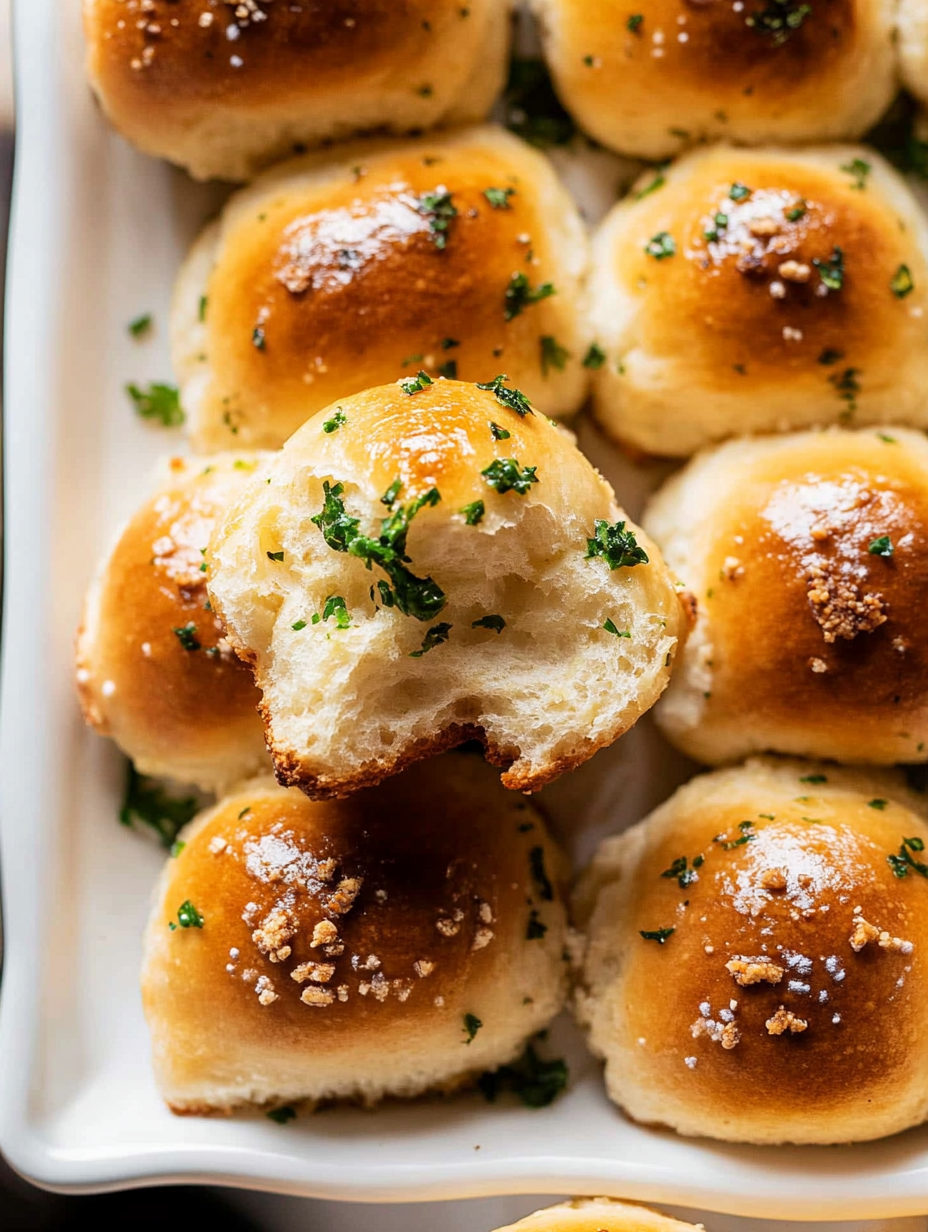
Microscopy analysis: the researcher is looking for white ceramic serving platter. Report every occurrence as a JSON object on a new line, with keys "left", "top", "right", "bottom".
{"left": 9, "top": 0, "right": 928, "bottom": 1217}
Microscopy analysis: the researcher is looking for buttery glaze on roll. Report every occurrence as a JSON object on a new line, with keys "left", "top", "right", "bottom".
{"left": 76, "top": 454, "right": 270, "bottom": 792}
{"left": 587, "top": 145, "right": 928, "bottom": 457}
{"left": 574, "top": 757, "right": 928, "bottom": 1145}
{"left": 173, "top": 126, "right": 591, "bottom": 452}
{"left": 82, "top": 0, "right": 510, "bottom": 181}
{"left": 206, "top": 379, "right": 689, "bottom": 799}
{"left": 492, "top": 1201, "right": 703, "bottom": 1232}
{"left": 142, "top": 755, "right": 569, "bottom": 1115}
{"left": 531, "top": 0, "right": 897, "bottom": 160}
{"left": 644, "top": 428, "right": 928, "bottom": 766}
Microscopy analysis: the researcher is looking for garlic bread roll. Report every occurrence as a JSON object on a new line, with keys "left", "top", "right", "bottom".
{"left": 142, "top": 755, "right": 569, "bottom": 1115}
{"left": 207, "top": 379, "right": 689, "bottom": 798}
{"left": 493, "top": 1202, "right": 702, "bottom": 1232}
{"left": 83, "top": 0, "right": 510, "bottom": 181}
{"left": 588, "top": 145, "right": 928, "bottom": 457}
{"left": 173, "top": 126, "right": 591, "bottom": 452}
{"left": 531, "top": 0, "right": 897, "bottom": 161}
{"left": 645, "top": 428, "right": 928, "bottom": 766}
{"left": 76, "top": 454, "right": 270, "bottom": 792}
{"left": 575, "top": 757, "right": 928, "bottom": 1145}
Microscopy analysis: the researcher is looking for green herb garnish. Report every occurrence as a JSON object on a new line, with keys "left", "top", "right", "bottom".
{"left": 529, "top": 846, "right": 553, "bottom": 901}
{"left": 891, "top": 264, "right": 915, "bottom": 298}
{"left": 635, "top": 171, "right": 666, "bottom": 200}
{"left": 729, "top": 182, "right": 751, "bottom": 201}
{"left": 438, "top": 359, "right": 457, "bottom": 379}
{"left": 482, "top": 458, "right": 539, "bottom": 495}
{"left": 540, "top": 335, "right": 570, "bottom": 376}
{"left": 472, "top": 615, "right": 506, "bottom": 633}
{"left": 484, "top": 187, "right": 516, "bottom": 209}
{"left": 800, "top": 774, "right": 827, "bottom": 783}
{"left": 585, "top": 520, "right": 649, "bottom": 570}
{"left": 323, "top": 408, "right": 347, "bottom": 434}
{"left": 745, "top": 0, "right": 812, "bottom": 46}
{"left": 267, "top": 550, "right": 285, "bottom": 562}
{"left": 416, "top": 190, "right": 458, "bottom": 250}
{"left": 170, "top": 899, "right": 204, "bottom": 930}
{"left": 410, "top": 621, "right": 452, "bottom": 657}
{"left": 786, "top": 200, "right": 807, "bottom": 221}
{"left": 868, "top": 535, "right": 893, "bottom": 557}
{"left": 490, "top": 421, "right": 511, "bottom": 441}
{"left": 888, "top": 836, "right": 928, "bottom": 878}
{"left": 478, "top": 1044, "right": 568, "bottom": 1107}
{"left": 126, "top": 381, "right": 184, "bottom": 427}
{"left": 841, "top": 158, "right": 871, "bottom": 190}
{"left": 644, "top": 231, "right": 676, "bottom": 259}
{"left": 660, "top": 855, "right": 702, "bottom": 889}
{"left": 640, "top": 927, "right": 674, "bottom": 943}
{"left": 627, "top": 14, "right": 644, "bottom": 32}
{"left": 128, "top": 313, "right": 152, "bottom": 338}
{"left": 461, "top": 500, "right": 485, "bottom": 525}
{"left": 504, "top": 272, "right": 556, "bottom": 321}
{"left": 321, "top": 595, "right": 352, "bottom": 629}
{"left": 526, "top": 909, "right": 548, "bottom": 940}
{"left": 603, "top": 618, "right": 631, "bottom": 637}
{"left": 198, "top": 296, "right": 208, "bottom": 322}
{"left": 868, "top": 798, "right": 888, "bottom": 810}
{"left": 476, "top": 373, "right": 535, "bottom": 416}
{"left": 813, "top": 246, "right": 844, "bottom": 291}
{"left": 252, "top": 326, "right": 266, "bottom": 350}
{"left": 503, "top": 56, "right": 576, "bottom": 149}
{"left": 267, "top": 1107, "right": 297, "bottom": 1124}
{"left": 400, "top": 369, "right": 433, "bottom": 395}
{"left": 119, "top": 762, "right": 198, "bottom": 849}
{"left": 582, "top": 343, "right": 607, "bottom": 369}
{"left": 173, "top": 623, "right": 201, "bottom": 651}
{"left": 463, "top": 1013, "right": 483, "bottom": 1043}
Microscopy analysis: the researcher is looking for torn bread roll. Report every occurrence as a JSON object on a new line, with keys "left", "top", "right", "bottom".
{"left": 587, "top": 144, "right": 928, "bottom": 457}
{"left": 141, "top": 754, "right": 569, "bottom": 1115}
{"left": 76, "top": 453, "right": 270, "bottom": 792}
{"left": 173, "top": 125, "right": 591, "bottom": 452}
{"left": 644, "top": 427, "right": 928, "bottom": 765}
{"left": 206, "top": 378, "right": 689, "bottom": 798}
{"left": 531, "top": 0, "right": 897, "bottom": 161}
{"left": 82, "top": 0, "right": 510, "bottom": 181}
{"left": 574, "top": 757, "right": 928, "bottom": 1145}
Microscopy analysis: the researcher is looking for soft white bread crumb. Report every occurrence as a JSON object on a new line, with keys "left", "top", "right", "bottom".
{"left": 207, "top": 379, "right": 689, "bottom": 798}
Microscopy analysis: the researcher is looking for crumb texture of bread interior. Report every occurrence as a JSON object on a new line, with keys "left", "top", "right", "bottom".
{"left": 586, "top": 144, "right": 928, "bottom": 457}
{"left": 574, "top": 756, "right": 928, "bottom": 1145}
{"left": 644, "top": 427, "right": 928, "bottom": 766}
{"left": 75, "top": 452, "right": 273, "bottom": 793}
{"left": 206, "top": 380, "right": 686, "bottom": 797}
{"left": 82, "top": 0, "right": 510, "bottom": 181}
{"left": 171, "top": 124, "right": 591, "bottom": 452}
{"left": 492, "top": 1198, "right": 704, "bottom": 1232}
{"left": 141, "top": 754, "right": 569, "bottom": 1114}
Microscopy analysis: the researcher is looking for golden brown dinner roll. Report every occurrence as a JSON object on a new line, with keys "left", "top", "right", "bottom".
{"left": 587, "top": 144, "right": 928, "bottom": 457}
{"left": 142, "top": 754, "right": 569, "bottom": 1114}
{"left": 82, "top": 1, "right": 510, "bottom": 181}
{"left": 531, "top": 0, "right": 897, "bottom": 160}
{"left": 492, "top": 1200, "right": 702, "bottom": 1232}
{"left": 899, "top": 1, "right": 928, "bottom": 107}
{"left": 645, "top": 427, "right": 928, "bottom": 766}
{"left": 207, "top": 379, "right": 689, "bottom": 798}
{"left": 574, "top": 757, "right": 928, "bottom": 1145}
{"left": 76, "top": 453, "right": 270, "bottom": 792}
{"left": 173, "top": 126, "right": 591, "bottom": 452}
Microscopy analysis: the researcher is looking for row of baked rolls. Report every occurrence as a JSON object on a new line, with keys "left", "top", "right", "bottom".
{"left": 532, "top": 0, "right": 918, "bottom": 159}
{"left": 76, "top": 380, "right": 689, "bottom": 796}
{"left": 173, "top": 126, "right": 592, "bottom": 451}
{"left": 645, "top": 426, "right": 928, "bottom": 766}
{"left": 81, "top": 0, "right": 928, "bottom": 181}
{"left": 588, "top": 143, "right": 928, "bottom": 456}
{"left": 82, "top": 0, "right": 511, "bottom": 181}
{"left": 142, "top": 754, "right": 569, "bottom": 1115}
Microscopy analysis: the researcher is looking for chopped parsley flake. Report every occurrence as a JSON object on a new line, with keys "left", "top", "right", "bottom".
{"left": 381, "top": 479, "right": 403, "bottom": 507}
{"left": 173, "top": 623, "right": 201, "bottom": 651}
{"left": 438, "top": 359, "right": 457, "bottom": 379}
{"left": 640, "top": 927, "right": 674, "bottom": 943}
{"left": 461, "top": 499, "right": 485, "bottom": 525}
{"left": 170, "top": 899, "right": 204, "bottom": 930}
{"left": 323, "top": 408, "right": 347, "bottom": 434}
{"left": 482, "top": 458, "right": 539, "bottom": 495}
{"left": 126, "top": 381, "right": 184, "bottom": 427}
{"left": 267, "top": 550, "right": 285, "bottom": 562}
{"left": 868, "top": 798, "right": 888, "bottom": 810}
{"left": 603, "top": 618, "right": 631, "bottom": 637}
{"left": 635, "top": 170, "right": 666, "bottom": 200}
{"left": 800, "top": 774, "right": 827, "bottom": 783}
{"left": 504, "top": 271, "right": 556, "bottom": 320}
{"left": 410, "top": 621, "right": 452, "bottom": 657}
{"left": 416, "top": 189, "right": 458, "bottom": 250}
{"left": 490, "top": 421, "right": 511, "bottom": 441}
{"left": 463, "top": 1012, "right": 483, "bottom": 1043}
{"left": 503, "top": 56, "right": 576, "bottom": 149}
{"left": 888, "top": 835, "right": 928, "bottom": 878}
{"left": 540, "top": 335, "right": 570, "bottom": 376}
{"left": 476, "top": 373, "right": 535, "bottom": 416}
{"left": 786, "top": 200, "right": 807, "bottom": 221}
{"left": 818, "top": 347, "right": 844, "bottom": 365}
{"left": 729, "top": 182, "right": 751, "bottom": 201}
{"left": 661, "top": 855, "right": 702, "bottom": 889}
{"left": 442, "top": 337, "right": 460, "bottom": 349}
{"left": 841, "top": 158, "right": 871, "bottom": 190}
{"left": 627, "top": 14, "right": 644, "bottom": 32}
{"left": 829, "top": 366, "right": 860, "bottom": 416}
{"left": 119, "top": 762, "right": 198, "bottom": 849}
{"left": 891, "top": 264, "right": 915, "bottom": 298}
{"left": 267, "top": 1107, "right": 297, "bottom": 1124}
{"left": 585, "top": 520, "right": 649, "bottom": 570}
{"left": 745, "top": 0, "right": 812, "bottom": 46}
{"left": 128, "top": 313, "right": 152, "bottom": 338}
{"left": 400, "top": 369, "right": 433, "bottom": 395}
{"left": 526, "top": 909, "right": 548, "bottom": 939}
{"left": 312, "top": 481, "right": 446, "bottom": 621}
{"left": 292, "top": 619, "right": 307, "bottom": 631}
{"left": 478, "top": 1044, "right": 568, "bottom": 1107}
{"left": 868, "top": 534, "right": 893, "bottom": 557}
{"left": 252, "top": 326, "right": 266, "bottom": 350}
{"left": 170, "top": 841, "right": 185, "bottom": 858}
{"left": 198, "top": 296, "right": 208, "bottom": 322}
{"left": 644, "top": 231, "right": 676, "bottom": 259}
{"left": 529, "top": 846, "right": 554, "bottom": 901}
{"left": 582, "top": 343, "right": 607, "bottom": 370}
{"left": 322, "top": 595, "right": 351, "bottom": 629}
{"left": 484, "top": 187, "right": 516, "bottom": 209}
{"left": 715, "top": 820, "right": 757, "bottom": 850}
{"left": 472, "top": 614, "right": 506, "bottom": 633}
{"left": 813, "top": 246, "right": 844, "bottom": 291}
